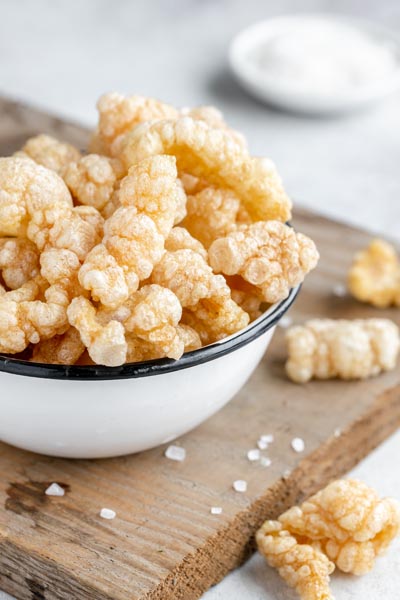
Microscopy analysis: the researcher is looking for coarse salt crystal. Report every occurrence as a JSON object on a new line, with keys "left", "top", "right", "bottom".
{"left": 258, "top": 434, "right": 274, "bottom": 449}
{"left": 291, "top": 437, "right": 305, "bottom": 453}
{"left": 45, "top": 483, "right": 65, "bottom": 497}
{"left": 247, "top": 448, "right": 261, "bottom": 461}
{"left": 333, "top": 283, "right": 347, "bottom": 297}
{"left": 100, "top": 508, "right": 116, "bottom": 520}
{"left": 334, "top": 428, "right": 342, "bottom": 438}
{"left": 283, "top": 468, "right": 291, "bottom": 479}
{"left": 260, "top": 456, "right": 272, "bottom": 467}
{"left": 211, "top": 506, "right": 223, "bottom": 515}
{"left": 260, "top": 434, "right": 274, "bottom": 444}
{"left": 278, "top": 315, "right": 293, "bottom": 329}
{"left": 257, "top": 439, "right": 269, "bottom": 450}
{"left": 233, "top": 480, "right": 247, "bottom": 493}
{"left": 165, "top": 445, "right": 186, "bottom": 462}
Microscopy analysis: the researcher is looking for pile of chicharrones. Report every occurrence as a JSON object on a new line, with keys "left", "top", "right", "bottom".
{"left": 257, "top": 478, "right": 400, "bottom": 600}
{"left": 0, "top": 93, "right": 320, "bottom": 366}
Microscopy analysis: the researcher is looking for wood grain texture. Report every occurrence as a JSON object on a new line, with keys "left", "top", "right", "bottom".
{"left": 0, "top": 96, "right": 399, "bottom": 600}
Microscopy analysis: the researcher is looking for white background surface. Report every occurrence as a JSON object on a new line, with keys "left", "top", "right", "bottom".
{"left": 0, "top": 1, "right": 399, "bottom": 598}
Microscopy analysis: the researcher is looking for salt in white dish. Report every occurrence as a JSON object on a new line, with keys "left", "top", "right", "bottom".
{"left": 229, "top": 14, "right": 400, "bottom": 115}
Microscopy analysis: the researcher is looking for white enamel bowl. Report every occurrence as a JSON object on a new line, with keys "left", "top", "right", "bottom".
{"left": 0, "top": 287, "right": 298, "bottom": 459}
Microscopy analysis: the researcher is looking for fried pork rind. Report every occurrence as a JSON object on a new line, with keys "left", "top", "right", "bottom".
{"left": 68, "top": 284, "right": 184, "bottom": 366}
{"left": 125, "top": 318, "right": 202, "bottom": 363}
{"left": 79, "top": 155, "right": 182, "bottom": 308}
{"left": 0, "top": 238, "right": 40, "bottom": 289}
{"left": 31, "top": 326, "right": 85, "bottom": 364}
{"left": 18, "top": 134, "right": 81, "bottom": 174}
{"left": 0, "top": 156, "right": 73, "bottom": 238}
{"left": 277, "top": 479, "right": 400, "bottom": 575}
{"left": 176, "top": 323, "right": 202, "bottom": 352}
{"left": 285, "top": 318, "right": 400, "bottom": 383}
{"left": 182, "top": 186, "right": 240, "bottom": 249}
{"left": 151, "top": 249, "right": 227, "bottom": 308}
{"left": 0, "top": 276, "right": 48, "bottom": 353}
{"left": 256, "top": 520, "right": 334, "bottom": 600}
{"left": 165, "top": 227, "right": 208, "bottom": 260}
{"left": 29, "top": 209, "right": 103, "bottom": 343}
{"left": 209, "top": 221, "right": 319, "bottom": 304}
{"left": 89, "top": 92, "right": 179, "bottom": 156}
{"left": 181, "top": 296, "right": 250, "bottom": 345}
{"left": 118, "top": 155, "right": 185, "bottom": 237}
{"left": 119, "top": 117, "right": 292, "bottom": 222}
{"left": 152, "top": 248, "right": 249, "bottom": 344}
{"left": 0, "top": 157, "right": 103, "bottom": 352}
{"left": 179, "top": 173, "right": 208, "bottom": 196}
{"left": 181, "top": 105, "right": 247, "bottom": 147}
{"left": 62, "top": 154, "right": 117, "bottom": 211}
{"left": 67, "top": 296, "right": 128, "bottom": 367}
{"left": 73, "top": 205, "right": 105, "bottom": 237}
{"left": 123, "top": 284, "right": 183, "bottom": 358}
{"left": 257, "top": 479, "right": 400, "bottom": 599}
{"left": 226, "top": 275, "right": 264, "bottom": 321}
{"left": 348, "top": 239, "right": 400, "bottom": 308}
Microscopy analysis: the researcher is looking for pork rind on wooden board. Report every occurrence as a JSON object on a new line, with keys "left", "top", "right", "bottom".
{"left": 285, "top": 318, "right": 400, "bottom": 383}
{"left": 257, "top": 479, "right": 400, "bottom": 600}
{"left": 0, "top": 93, "right": 318, "bottom": 366}
{"left": 348, "top": 239, "right": 400, "bottom": 308}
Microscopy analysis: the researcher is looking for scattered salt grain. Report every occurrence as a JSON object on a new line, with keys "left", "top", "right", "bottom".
{"left": 247, "top": 448, "right": 261, "bottom": 462}
{"left": 165, "top": 445, "right": 186, "bottom": 462}
{"left": 334, "top": 428, "right": 342, "bottom": 438}
{"left": 258, "top": 434, "right": 274, "bottom": 449}
{"left": 211, "top": 506, "right": 223, "bottom": 515}
{"left": 100, "top": 508, "right": 116, "bottom": 520}
{"left": 260, "top": 456, "right": 272, "bottom": 467}
{"left": 283, "top": 468, "right": 291, "bottom": 479}
{"left": 233, "top": 480, "right": 247, "bottom": 493}
{"left": 333, "top": 283, "right": 347, "bottom": 298}
{"left": 45, "top": 483, "right": 65, "bottom": 497}
{"left": 291, "top": 437, "right": 305, "bottom": 453}
{"left": 278, "top": 315, "right": 293, "bottom": 329}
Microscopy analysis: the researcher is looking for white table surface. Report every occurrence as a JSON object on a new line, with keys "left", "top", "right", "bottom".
{"left": 0, "top": 1, "right": 399, "bottom": 598}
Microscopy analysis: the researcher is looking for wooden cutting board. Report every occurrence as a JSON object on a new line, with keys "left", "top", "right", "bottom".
{"left": 0, "top": 96, "right": 399, "bottom": 600}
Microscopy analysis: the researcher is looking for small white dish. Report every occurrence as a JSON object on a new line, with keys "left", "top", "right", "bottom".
{"left": 229, "top": 14, "right": 400, "bottom": 115}
{"left": 0, "top": 287, "right": 298, "bottom": 459}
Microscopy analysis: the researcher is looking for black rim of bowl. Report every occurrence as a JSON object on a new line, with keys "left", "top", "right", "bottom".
{"left": 0, "top": 285, "right": 299, "bottom": 380}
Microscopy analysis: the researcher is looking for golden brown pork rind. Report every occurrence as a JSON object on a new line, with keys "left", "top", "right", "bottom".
{"left": 285, "top": 318, "right": 400, "bottom": 383}
{"left": 348, "top": 239, "right": 400, "bottom": 308}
